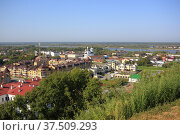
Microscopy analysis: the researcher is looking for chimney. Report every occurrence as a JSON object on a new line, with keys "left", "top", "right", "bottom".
{"left": 32, "top": 78, "right": 34, "bottom": 81}
{"left": 18, "top": 85, "right": 21, "bottom": 88}
{"left": 11, "top": 86, "right": 13, "bottom": 89}
{"left": 32, "top": 85, "right": 35, "bottom": 87}
{"left": 1, "top": 85, "right": 3, "bottom": 88}
{"left": 29, "top": 84, "right": 31, "bottom": 87}
{"left": 18, "top": 89, "right": 22, "bottom": 92}
{"left": 19, "top": 80, "right": 21, "bottom": 82}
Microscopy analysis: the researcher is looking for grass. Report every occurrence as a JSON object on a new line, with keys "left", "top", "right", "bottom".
{"left": 130, "top": 98, "right": 180, "bottom": 120}
{"left": 138, "top": 66, "right": 165, "bottom": 71}
{"left": 76, "top": 65, "right": 180, "bottom": 120}
{"left": 100, "top": 78, "right": 128, "bottom": 90}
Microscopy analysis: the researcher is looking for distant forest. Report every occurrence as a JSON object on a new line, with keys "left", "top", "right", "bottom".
{"left": 1, "top": 42, "right": 180, "bottom": 49}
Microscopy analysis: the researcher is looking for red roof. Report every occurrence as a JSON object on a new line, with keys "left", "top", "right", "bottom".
{"left": 93, "top": 59, "right": 103, "bottom": 62}
{"left": 108, "top": 57, "right": 122, "bottom": 60}
{"left": 0, "top": 78, "right": 41, "bottom": 96}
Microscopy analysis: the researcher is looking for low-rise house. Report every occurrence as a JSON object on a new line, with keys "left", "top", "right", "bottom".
{"left": 146, "top": 53, "right": 153, "bottom": 56}
{"left": 151, "top": 60, "right": 165, "bottom": 67}
{"left": 122, "top": 58, "right": 130, "bottom": 64}
{"left": 60, "top": 54, "right": 68, "bottom": 59}
{"left": 115, "top": 73, "right": 130, "bottom": 79}
{"left": 111, "top": 62, "right": 137, "bottom": 71}
{"left": 0, "top": 78, "right": 41, "bottom": 104}
{"left": 89, "top": 55, "right": 104, "bottom": 60}
{"left": 40, "top": 51, "right": 60, "bottom": 57}
{"left": 67, "top": 53, "right": 83, "bottom": 59}
{"left": 90, "top": 65, "right": 107, "bottom": 74}
{"left": 129, "top": 74, "right": 141, "bottom": 82}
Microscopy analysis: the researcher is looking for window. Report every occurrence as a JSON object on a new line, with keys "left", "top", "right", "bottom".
{"left": 5, "top": 97, "right": 9, "bottom": 101}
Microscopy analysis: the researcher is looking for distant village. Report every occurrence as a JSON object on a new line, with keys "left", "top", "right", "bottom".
{"left": 0, "top": 44, "right": 180, "bottom": 104}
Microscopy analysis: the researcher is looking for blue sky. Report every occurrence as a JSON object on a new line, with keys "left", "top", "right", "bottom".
{"left": 0, "top": 0, "right": 180, "bottom": 42}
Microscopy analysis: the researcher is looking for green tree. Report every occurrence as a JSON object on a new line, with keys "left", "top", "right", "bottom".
{"left": 0, "top": 101, "right": 20, "bottom": 120}
{"left": 83, "top": 78, "right": 102, "bottom": 106}
{"left": 26, "top": 68, "right": 92, "bottom": 119}
{"left": 0, "top": 58, "right": 4, "bottom": 66}
{"left": 137, "top": 57, "right": 152, "bottom": 66}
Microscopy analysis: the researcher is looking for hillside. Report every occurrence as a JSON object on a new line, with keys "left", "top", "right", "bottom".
{"left": 130, "top": 99, "right": 180, "bottom": 120}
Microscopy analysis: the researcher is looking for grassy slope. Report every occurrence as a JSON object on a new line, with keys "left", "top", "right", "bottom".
{"left": 138, "top": 66, "right": 165, "bottom": 70}
{"left": 130, "top": 99, "right": 180, "bottom": 120}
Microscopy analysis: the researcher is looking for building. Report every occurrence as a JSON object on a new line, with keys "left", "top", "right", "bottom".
{"left": 60, "top": 54, "right": 68, "bottom": 59}
{"left": 40, "top": 51, "right": 60, "bottom": 57}
{"left": 0, "top": 78, "right": 41, "bottom": 104}
{"left": 89, "top": 55, "right": 104, "bottom": 61}
{"left": 67, "top": 53, "right": 83, "bottom": 59}
{"left": 114, "top": 73, "right": 130, "bottom": 79}
{"left": 28, "top": 65, "right": 51, "bottom": 79}
{"left": 111, "top": 62, "right": 137, "bottom": 71}
{"left": 84, "top": 47, "right": 94, "bottom": 59}
{"left": 129, "top": 74, "right": 141, "bottom": 82}
{"left": 0, "top": 56, "right": 91, "bottom": 79}
{"left": 0, "top": 62, "right": 51, "bottom": 79}
{"left": 122, "top": 58, "right": 130, "bottom": 64}
{"left": 50, "top": 52, "right": 60, "bottom": 57}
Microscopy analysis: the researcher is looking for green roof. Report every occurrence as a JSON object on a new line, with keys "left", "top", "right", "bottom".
{"left": 130, "top": 74, "right": 141, "bottom": 79}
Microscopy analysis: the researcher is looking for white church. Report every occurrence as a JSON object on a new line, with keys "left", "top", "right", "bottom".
{"left": 84, "top": 47, "right": 94, "bottom": 59}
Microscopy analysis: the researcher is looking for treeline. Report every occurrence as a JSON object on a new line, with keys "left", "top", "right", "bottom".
{"left": 0, "top": 52, "right": 35, "bottom": 65}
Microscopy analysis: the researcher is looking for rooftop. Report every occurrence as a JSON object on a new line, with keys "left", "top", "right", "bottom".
{"left": 0, "top": 78, "right": 41, "bottom": 96}
{"left": 130, "top": 74, "right": 141, "bottom": 79}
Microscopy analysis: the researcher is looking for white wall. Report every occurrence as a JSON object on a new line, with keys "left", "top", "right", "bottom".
{"left": 129, "top": 78, "right": 138, "bottom": 82}
{"left": 0, "top": 94, "right": 16, "bottom": 104}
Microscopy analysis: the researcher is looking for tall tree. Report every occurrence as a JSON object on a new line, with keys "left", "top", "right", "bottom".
{"left": 83, "top": 78, "right": 102, "bottom": 106}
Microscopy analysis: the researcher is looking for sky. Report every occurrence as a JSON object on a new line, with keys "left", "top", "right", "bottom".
{"left": 0, "top": 0, "right": 180, "bottom": 42}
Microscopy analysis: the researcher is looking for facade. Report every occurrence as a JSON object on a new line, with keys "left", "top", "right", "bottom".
{"left": 40, "top": 51, "right": 60, "bottom": 57}
{"left": 67, "top": 53, "right": 83, "bottom": 59}
{"left": 114, "top": 73, "right": 130, "bottom": 79}
{"left": 28, "top": 65, "right": 51, "bottom": 79}
{"left": 0, "top": 64, "right": 51, "bottom": 79}
{"left": 111, "top": 62, "right": 137, "bottom": 72}
{"left": 0, "top": 56, "right": 92, "bottom": 79}
{"left": 60, "top": 54, "right": 68, "bottom": 59}
{"left": 84, "top": 47, "right": 94, "bottom": 59}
